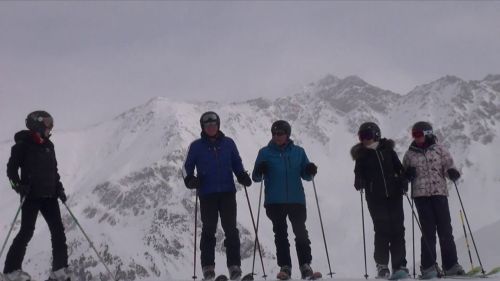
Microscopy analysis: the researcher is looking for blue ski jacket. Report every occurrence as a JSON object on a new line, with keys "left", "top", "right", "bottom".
{"left": 252, "top": 140, "right": 312, "bottom": 205}
{"left": 183, "top": 131, "right": 246, "bottom": 197}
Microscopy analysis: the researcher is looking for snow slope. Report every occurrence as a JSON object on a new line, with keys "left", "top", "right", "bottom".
{"left": 1, "top": 74, "right": 499, "bottom": 280}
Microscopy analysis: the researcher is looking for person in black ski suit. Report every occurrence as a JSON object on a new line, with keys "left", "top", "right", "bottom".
{"left": 252, "top": 120, "right": 319, "bottom": 280}
{"left": 182, "top": 111, "right": 252, "bottom": 281}
{"left": 3, "top": 111, "right": 73, "bottom": 281}
{"left": 351, "top": 122, "right": 409, "bottom": 279}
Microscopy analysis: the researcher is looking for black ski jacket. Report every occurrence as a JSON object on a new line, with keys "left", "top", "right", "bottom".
{"left": 351, "top": 138, "right": 407, "bottom": 199}
{"left": 7, "top": 130, "right": 62, "bottom": 198}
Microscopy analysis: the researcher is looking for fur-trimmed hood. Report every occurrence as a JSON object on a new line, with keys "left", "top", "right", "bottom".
{"left": 350, "top": 138, "right": 395, "bottom": 160}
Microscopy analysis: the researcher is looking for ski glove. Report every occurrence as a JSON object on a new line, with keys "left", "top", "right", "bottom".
{"left": 184, "top": 175, "right": 201, "bottom": 190}
{"left": 305, "top": 162, "right": 318, "bottom": 176}
{"left": 237, "top": 172, "right": 252, "bottom": 187}
{"left": 56, "top": 182, "right": 67, "bottom": 203}
{"left": 354, "top": 177, "right": 367, "bottom": 191}
{"left": 255, "top": 161, "right": 268, "bottom": 176}
{"left": 404, "top": 167, "right": 417, "bottom": 181}
{"left": 12, "top": 182, "right": 31, "bottom": 197}
{"left": 447, "top": 168, "right": 461, "bottom": 181}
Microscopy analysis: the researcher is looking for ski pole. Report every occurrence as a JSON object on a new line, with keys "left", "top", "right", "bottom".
{"left": 193, "top": 193, "right": 199, "bottom": 280}
{"left": 242, "top": 185, "right": 267, "bottom": 279}
{"left": 452, "top": 180, "right": 485, "bottom": 275}
{"left": 410, "top": 181, "right": 416, "bottom": 279}
{"left": 250, "top": 181, "right": 264, "bottom": 278}
{"left": 63, "top": 202, "right": 117, "bottom": 281}
{"left": 459, "top": 210, "right": 474, "bottom": 271}
{"left": 404, "top": 194, "right": 440, "bottom": 276}
{"left": 312, "top": 178, "right": 334, "bottom": 278}
{"left": 360, "top": 190, "right": 368, "bottom": 280}
{"left": 0, "top": 197, "right": 26, "bottom": 260}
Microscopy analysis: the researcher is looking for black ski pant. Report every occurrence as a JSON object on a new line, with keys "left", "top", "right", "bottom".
{"left": 366, "top": 195, "right": 407, "bottom": 271}
{"left": 414, "top": 195, "right": 458, "bottom": 271}
{"left": 265, "top": 204, "right": 312, "bottom": 268}
{"left": 199, "top": 192, "right": 241, "bottom": 268}
{"left": 3, "top": 197, "right": 68, "bottom": 274}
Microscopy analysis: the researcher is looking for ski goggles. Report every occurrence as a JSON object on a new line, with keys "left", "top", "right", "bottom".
{"left": 38, "top": 116, "right": 54, "bottom": 130}
{"left": 273, "top": 130, "right": 287, "bottom": 136}
{"left": 358, "top": 129, "right": 374, "bottom": 141}
{"left": 203, "top": 121, "right": 218, "bottom": 128}
{"left": 201, "top": 113, "right": 218, "bottom": 124}
{"left": 411, "top": 129, "right": 433, "bottom": 138}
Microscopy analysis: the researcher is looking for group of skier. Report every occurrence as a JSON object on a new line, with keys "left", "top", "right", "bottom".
{"left": 351, "top": 121, "right": 465, "bottom": 280}
{"left": 1, "top": 110, "right": 467, "bottom": 281}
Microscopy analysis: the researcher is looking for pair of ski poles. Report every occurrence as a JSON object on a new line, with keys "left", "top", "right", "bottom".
{"left": 191, "top": 177, "right": 335, "bottom": 280}
{"left": 359, "top": 180, "right": 486, "bottom": 279}
{"left": 0, "top": 197, "right": 117, "bottom": 281}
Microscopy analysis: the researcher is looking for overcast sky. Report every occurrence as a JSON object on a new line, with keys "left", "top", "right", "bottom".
{"left": 1, "top": 1, "right": 499, "bottom": 140}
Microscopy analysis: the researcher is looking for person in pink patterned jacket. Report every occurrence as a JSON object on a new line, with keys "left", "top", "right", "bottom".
{"left": 402, "top": 121, "right": 464, "bottom": 279}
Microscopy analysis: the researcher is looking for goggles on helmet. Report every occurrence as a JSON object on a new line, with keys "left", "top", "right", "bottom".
{"left": 411, "top": 129, "right": 433, "bottom": 138}
{"left": 358, "top": 129, "right": 375, "bottom": 141}
{"left": 201, "top": 113, "right": 218, "bottom": 124}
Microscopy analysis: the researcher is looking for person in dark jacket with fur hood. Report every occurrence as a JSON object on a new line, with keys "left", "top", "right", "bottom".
{"left": 351, "top": 122, "right": 409, "bottom": 279}
{"left": 3, "top": 111, "right": 73, "bottom": 281}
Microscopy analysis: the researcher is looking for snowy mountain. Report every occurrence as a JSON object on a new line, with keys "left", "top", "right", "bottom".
{"left": 1, "top": 74, "right": 500, "bottom": 281}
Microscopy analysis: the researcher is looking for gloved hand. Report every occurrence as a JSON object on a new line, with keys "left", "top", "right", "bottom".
{"left": 255, "top": 161, "right": 268, "bottom": 176}
{"left": 354, "top": 177, "right": 367, "bottom": 191}
{"left": 237, "top": 172, "right": 252, "bottom": 187}
{"left": 305, "top": 162, "right": 318, "bottom": 176}
{"left": 447, "top": 168, "right": 461, "bottom": 181}
{"left": 184, "top": 175, "right": 201, "bottom": 190}
{"left": 404, "top": 167, "right": 417, "bottom": 181}
{"left": 13, "top": 182, "right": 31, "bottom": 197}
{"left": 56, "top": 182, "right": 67, "bottom": 203}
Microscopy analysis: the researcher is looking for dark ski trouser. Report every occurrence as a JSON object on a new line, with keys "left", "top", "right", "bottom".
{"left": 414, "top": 195, "right": 458, "bottom": 271}
{"left": 265, "top": 204, "right": 312, "bottom": 268}
{"left": 199, "top": 192, "right": 241, "bottom": 268}
{"left": 3, "top": 197, "right": 68, "bottom": 274}
{"left": 366, "top": 195, "right": 407, "bottom": 270}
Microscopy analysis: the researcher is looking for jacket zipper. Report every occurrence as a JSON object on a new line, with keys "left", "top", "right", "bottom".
{"left": 375, "top": 150, "right": 389, "bottom": 197}
{"left": 281, "top": 151, "right": 289, "bottom": 202}
{"left": 213, "top": 145, "right": 222, "bottom": 193}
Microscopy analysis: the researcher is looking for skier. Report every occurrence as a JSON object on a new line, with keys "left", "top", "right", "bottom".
{"left": 251, "top": 120, "right": 319, "bottom": 280}
{"left": 183, "top": 111, "right": 252, "bottom": 281}
{"left": 350, "top": 122, "right": 409, "bottom": 279}
{"left": 403, "top": 121, "right": 465, "bottom": 279}
{"left": 3, "top": 111, "right": 73, "bottom": 281}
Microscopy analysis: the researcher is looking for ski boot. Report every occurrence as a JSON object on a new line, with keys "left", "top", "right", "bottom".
{"left": 277, "top": 265, "right": 292, "bottom": 280}
{"left": 203, "top": 265, "right": 216, "bottom": 281}
{"left": 300, "top": 264, "right": 322, "bottom": 280}
{"left": 419, "top": 265, "right": 438, "bottom": 280}
{"left": 3, "top": 270, "right": 31, "bottom": 281}
{"left": 445, "top": 264, "right": 465, "bottom": 276}
{"left": 389, "top": 267, "right": 410, "bottom": 280}
{"left": 376, "top": 264, "right": 391, "bottom": 279}
{"left": 228, "top": 265, "right": 242, "bottom": 281}
{"left": 47, "top": 267, "right": 75, "bottom": 281}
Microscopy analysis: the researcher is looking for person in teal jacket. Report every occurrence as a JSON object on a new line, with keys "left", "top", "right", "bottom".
{"left": 252, "top": 120, "right": 318, "bottom": 280}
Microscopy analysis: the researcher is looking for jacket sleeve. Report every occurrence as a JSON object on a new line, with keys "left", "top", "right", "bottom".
{"left": 300, "top": 148, "right": 312, "bottom": 181}
{"left": 391, "top": 150, "right": 404, "bottom": 176}
{"left": 402, "top": 151, "right": 410, "bottom": 169}
{"left": 252, "top": 149, "right": 264, "bottom": 182}
{"left": 6, "top": 143, "right": 23, "bottom": 186}
{"left": 230, "top": 139, "right": 245, "bottom": 175}
{"left": 182, "top": 142, "right": 197, "bottom": 182}
{"left": 439, "top": 145, "right": 456, "bottom": 178}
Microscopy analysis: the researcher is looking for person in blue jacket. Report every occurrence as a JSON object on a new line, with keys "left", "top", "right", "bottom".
{"left": 182, "top": 111, "right": 252, "bottom": 281}
{"left": 252, "top": 120, "right": 318, "bottom": 281}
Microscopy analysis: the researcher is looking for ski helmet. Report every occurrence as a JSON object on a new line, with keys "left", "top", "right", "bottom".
{"left": 358, "top": 122, "right": 381, "bottom": 141}
{"left": 26, "top": 111, "right": 53, "bottom": 135}
{"left": 411, "top": 121, "right": 433, "bottom": 138}
{"left": 199, "top": 111, "right": 220, "bottom": 130}
{"left": 271, "top": 120, "right": 291, "bottom": 137}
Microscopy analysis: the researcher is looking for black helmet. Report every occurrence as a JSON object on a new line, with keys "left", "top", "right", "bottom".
{"left": 271, "top": 120, "right": 291, "bottom": 137}
{"left": 26, "top": 111, "right": 53, "bottom": 136}
{"left": 358, "top": 122, "right": 381, "bottom": 141}
{"left": 200, "top": 111, "right": 220, "bottom": 130}
{"left": 411, "top": 121, "right": 434, "bottom": 139}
